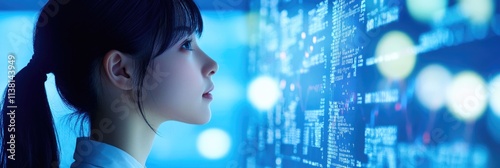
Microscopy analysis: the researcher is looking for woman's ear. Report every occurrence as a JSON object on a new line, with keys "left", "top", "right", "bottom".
{"left": 103, "top": 50, "right": 134, "bottom": 90}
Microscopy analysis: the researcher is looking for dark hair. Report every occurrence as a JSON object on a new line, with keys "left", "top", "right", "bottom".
{"left": 0, "top": 0, "right": 203, "bottom": 167}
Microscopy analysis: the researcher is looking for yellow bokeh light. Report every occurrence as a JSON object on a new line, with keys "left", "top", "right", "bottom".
{"left": 459, "top": 0, "right": 495, "bottom": 24}
{"left": 375, "top": 31, "right": 417, "bottom": 80}
{"left": 406, "top": 0, "right": 448, "bottom": 23}
{"left": 446, "top": 71, "right": 488, "bottom": 122}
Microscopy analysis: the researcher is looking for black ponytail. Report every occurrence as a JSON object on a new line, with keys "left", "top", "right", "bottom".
{"left": 0, "top": 56, "right": 58, "bottom": 167}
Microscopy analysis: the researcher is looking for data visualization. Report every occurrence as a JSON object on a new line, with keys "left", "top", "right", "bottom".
{"left": 244, "top": 0, "right": 500, "bottom": 167}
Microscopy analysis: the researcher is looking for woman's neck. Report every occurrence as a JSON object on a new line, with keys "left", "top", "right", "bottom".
{"left": 90, "top": 109, "right": 158, "bottom": 166}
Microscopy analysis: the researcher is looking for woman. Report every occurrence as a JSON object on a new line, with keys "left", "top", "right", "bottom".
{"left": 0, "top": 0, "right": 218, "bottom": 167}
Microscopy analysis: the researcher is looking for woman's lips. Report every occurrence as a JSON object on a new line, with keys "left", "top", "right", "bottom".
{"left": 202, "top": 92, "right": 213, "bottom": 100}
{"left": 203, "top": 84, "right": 214, "bottom": 100}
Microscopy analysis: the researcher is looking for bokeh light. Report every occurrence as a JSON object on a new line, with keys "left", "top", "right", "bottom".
{"left": 415, "top": 64, "right": 452, "bottom": 111}
{"left": 487, "top": 74, "right": 500, "bottom": 142}
{"left": 247, "top": 76, "right": 281, "bottom": 111}
{"left": 458, "top": 0, "right": 495, "bottom": 24}
{"left": 376, "top": 31, "right": 417, "bottom": 80}
{"left": 196, "top": 128, "right": 231, "bottom": 160}
{"left": 446, "top": 71, "right": 488, "bottom": 122}
{"left": 406, "top": 0, "right": 448, "bottom": 23}
{"left": 488, "top": 74, "right": 500, "bottom": 117}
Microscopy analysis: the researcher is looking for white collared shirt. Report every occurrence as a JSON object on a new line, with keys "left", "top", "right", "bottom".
{"left": 70, "top": 137, "right": 144, "bottom": 168}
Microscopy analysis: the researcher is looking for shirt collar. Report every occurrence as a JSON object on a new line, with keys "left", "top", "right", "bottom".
{"left": 71, "top": 137, "right": 144, "bottom": 168}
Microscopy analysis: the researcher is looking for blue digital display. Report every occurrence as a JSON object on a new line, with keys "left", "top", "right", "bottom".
{"left": 244, "top": 0, "right": 500, "bottom": 167}
{"left": 2, "top": 0, "right": 500, "bottom": 167}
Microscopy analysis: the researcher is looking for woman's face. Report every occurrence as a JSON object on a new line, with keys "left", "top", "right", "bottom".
{"left": 142, "top": 34, "right": 218, "bottom": 125}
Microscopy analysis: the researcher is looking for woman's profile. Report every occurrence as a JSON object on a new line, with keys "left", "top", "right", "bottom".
{"left": 0, "top": 0, "right": 218, "bottom": 167}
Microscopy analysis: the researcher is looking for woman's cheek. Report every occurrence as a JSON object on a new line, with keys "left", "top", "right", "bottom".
{"left": 145, "top": 57, "right": 206, "bottom": 122}
{"left": 148, "top": 75, "right": 191, "bottom": 117}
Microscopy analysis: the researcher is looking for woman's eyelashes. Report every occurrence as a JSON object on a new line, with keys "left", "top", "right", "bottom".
{"left": 181, "top": 39, "right": 193, "bottom": 51}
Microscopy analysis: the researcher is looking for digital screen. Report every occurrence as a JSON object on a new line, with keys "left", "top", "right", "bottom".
{"left": 2, "top": 0, "right": 500, "bottom": 167}
{"left": 244, "top": 0, "right": 500, "bottom": 167}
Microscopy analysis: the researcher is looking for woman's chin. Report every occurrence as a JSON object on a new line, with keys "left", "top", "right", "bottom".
{"left": 177, "top": 112, "right": 212, "bottom": 125}
{"left": 189, "top": 115, "right": 211, "bottom": 125}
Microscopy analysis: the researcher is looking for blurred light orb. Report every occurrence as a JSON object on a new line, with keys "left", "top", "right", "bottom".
{"left": 489, "top": 74, "right": 500, "bottom": 117}
{"left": 248, "top": 76, "right": 281, "bottom": 110}
{"left": 446, "top": 71, "right": 488, "bottom": 122}
{"left": 487, "top": 74, "right": 500, "bottom": 141}
{"left": 290, "top": 83, "right": 295, "bottom": 91}
{"left": 415, "top": 64, "right": 452, "bottom": 111}
{"left": 196, "top": 128, "right": 231, "bottom": 159}
{"left": 406, "top": 0, "right": 448, "bottom": 23}
{"left": 279, "top": 79, "right": 287, "bottom": 89}
{"left": 375, "top": 31, "right": 417, "bottom": 80}
{"left": 459, "top": 0, "right": 495, "bottom": 24}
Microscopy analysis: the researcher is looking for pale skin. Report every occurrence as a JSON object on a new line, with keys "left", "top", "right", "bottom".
{"left": 90, "top": 34, "right": 218, "bottom": 166}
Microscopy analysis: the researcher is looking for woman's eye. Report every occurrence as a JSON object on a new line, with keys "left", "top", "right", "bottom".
{"left": 181, "top": 40, "right": 193, "bottom": 51}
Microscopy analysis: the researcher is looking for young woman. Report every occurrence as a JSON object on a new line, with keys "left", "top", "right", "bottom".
{"left": 0, "top": 0, "right": 218, "bottom": 167}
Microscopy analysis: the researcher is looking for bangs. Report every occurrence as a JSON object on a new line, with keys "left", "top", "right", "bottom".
{"left": 174, "top": 0, "right": 204, "bottom": 36}
{"left": 151, "top": 0, "right": 203, "bottom": 57}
